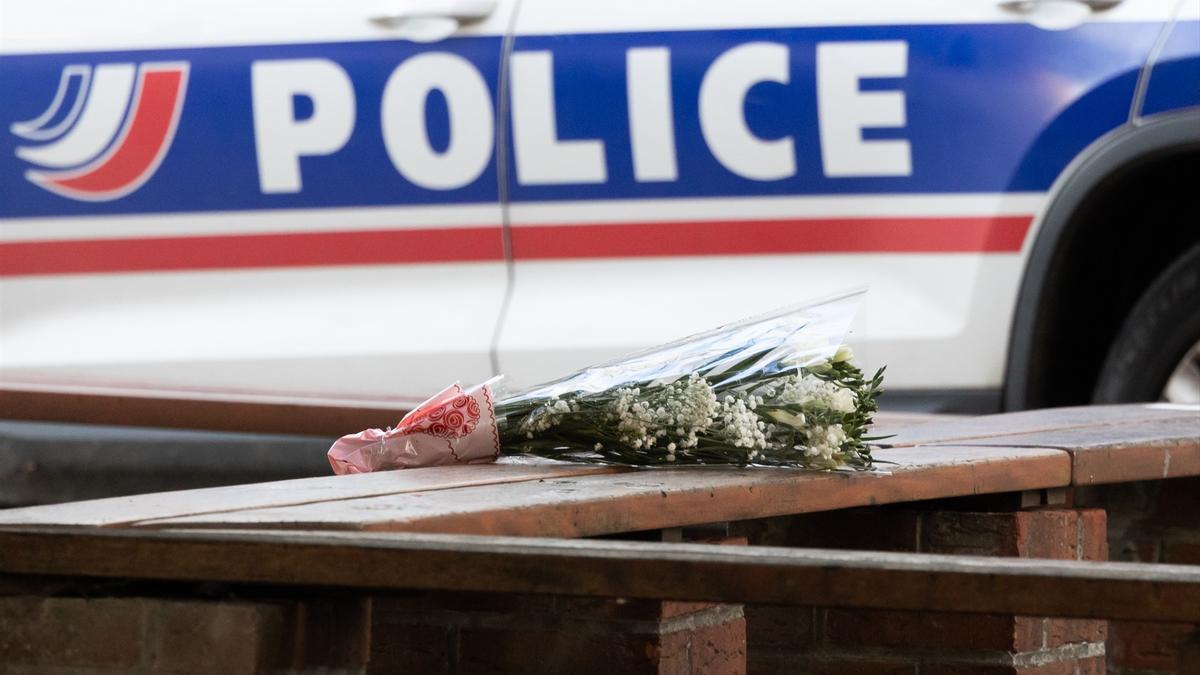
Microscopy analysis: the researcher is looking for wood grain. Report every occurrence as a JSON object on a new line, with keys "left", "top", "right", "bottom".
{"left": 0, "top": 385, "right": 411, "bottom": 436}
{"left": 0, "top": 460, "right": 621, "bottom": 528}
{"left": 2, "top": 527, "right": 1197, "bottom": 623}
{"left": 137, "top": 445, "right": 1071, "bottom": 537}
{"left": 0, "top": 385, "right": 948, "bottom": 438}
{"left": 920, "top": 416, "right": 1200, "bottom": 485}
{"left": 878, "top": 404, "right": 1195, "bottom": 448}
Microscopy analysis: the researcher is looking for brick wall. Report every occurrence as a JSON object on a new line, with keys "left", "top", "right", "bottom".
{"left": 369, "top": 535, "right": 748, "bottom": 674}
{"left": 737, "top": 507, "right": 1109, "bottom": 674}
{"left": 0, "top": 594, "right": 370, "bottom": 674}
{"left": 1076, "top": 475, "right": 1200, "bottom": 674}
{"left": 369, "top": 592, "right": 746, "bottom": 674}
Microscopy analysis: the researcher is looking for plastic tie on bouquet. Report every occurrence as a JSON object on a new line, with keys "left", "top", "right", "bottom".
{"left": 328, "top": 377, "right": 502, "bottom": 474}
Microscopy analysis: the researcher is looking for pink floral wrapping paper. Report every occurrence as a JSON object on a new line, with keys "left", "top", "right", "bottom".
{"left": 327, "top": 378, "right": 501, "bottom": 474}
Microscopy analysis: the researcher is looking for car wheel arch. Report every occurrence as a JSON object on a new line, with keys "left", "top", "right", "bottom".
{"left": 1003, "top": 109, "right": 1200, "bottom": 411}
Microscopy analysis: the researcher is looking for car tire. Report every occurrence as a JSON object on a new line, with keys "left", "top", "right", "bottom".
{"left": 1093, "top": 243, "right": 1200, "bottom": 403}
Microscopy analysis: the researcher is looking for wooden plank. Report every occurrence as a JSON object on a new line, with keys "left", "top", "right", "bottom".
{"left": 1071, "top": 438, "right": 1200, "bottom": 485}
{"left": 930, "top": 416, "right": 1200, "bottom": 485}
{"left": 1, "top": 384, "right": 956, "bottom": 437}
{"left": 877, "top": 404, "right": 1195, "bottom": 448}
{"left": 1, "top": 527, "right": 1197, "bottom": 623}
{"left": 0, "top": 385, "right": 414, "bottom": 436}
{"left": 138, "top": 445, "right": 1071, "bottom": 537}
{"left": 866, "top": 411, "right": 963, "bottom": 440}
{"left": 0, "top": 460, "right": 620, "bottom": 528}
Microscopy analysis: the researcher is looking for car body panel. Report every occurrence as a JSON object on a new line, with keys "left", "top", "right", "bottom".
{"left": 496, "top": 0, "right": 1178, "bottom": 392}
{"left": 0, "top": 0, "right": 516, "bottom": 398}
{"left": 0, "top": 0, "right": 1196, "bottom": 406}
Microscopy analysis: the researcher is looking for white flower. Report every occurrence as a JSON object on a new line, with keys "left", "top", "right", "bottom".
{"left": 608, "top": 373, "right": 719, "bottom": 450}
{"left": 775, "top": 373, "right": 857, "bottom": 415}
{"left": 522, "top": 396, "right": 575, "bottom": 433}
{"left": 768, "top": 409, "right": 806, "bottom": 428}
{"left": 830, "top": 388, "right": 857, "bottom": 414}
{"left": 716, "top": 394, "right": 767, "bottom": 450}
{"left": 803, "top": 424, "right": 847, "bottom": 462}
{"left": 833, "top": 344, "right": 855, "bottom": 363}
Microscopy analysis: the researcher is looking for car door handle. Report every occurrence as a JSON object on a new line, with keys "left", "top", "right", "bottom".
{"left": 998, "top": 0, "right": 1121, "bottom": 29}
{"left": 369, "top": 0, "right": 496, "bottom": 28}
{"left": 998, "top": 0, "right": 1123, "bottom": 13}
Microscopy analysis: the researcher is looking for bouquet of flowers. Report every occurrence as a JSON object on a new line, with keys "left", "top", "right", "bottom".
{"left": 328, "top": 290, "right": 884, "bottom": 474}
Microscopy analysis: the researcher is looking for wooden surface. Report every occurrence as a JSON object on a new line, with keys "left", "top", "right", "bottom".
{"left": 0, "top": 404, "right": 1194, "bottom": 537}
{"left": 0, "top": 385, "right": 953, "bottom": 437}
{"left": 133, "top": 445, "right": 1068, "bottom": 536}
{"left": 878, "top": 404, "right": 1194, "bottom": 448}
{"left": 0, "top": 445, "right": 1069, "bottom": 537}
{"left": 0, "top": 385, "right": 411, "bottom": 437}
{"left": 2, "top": 527, "right": 1198, "bottom": 623}
{"left": 0, "top": 460, "right": 621, "bottom": 528}
{"left": 882, "top": 404, "right": 1200, "bottom": 485}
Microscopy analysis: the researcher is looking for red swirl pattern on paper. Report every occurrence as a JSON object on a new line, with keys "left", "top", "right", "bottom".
{"left": 400, "top": 390, "right": 481, "bottom": 439}
{"left": 327, "top": 378, "right": 502, "bottom": 474}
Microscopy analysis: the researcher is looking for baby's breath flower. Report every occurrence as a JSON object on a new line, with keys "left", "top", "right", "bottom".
{"left": 495, "top": 340, "right": 881, "bottom": 472}
{"left": 775, "top": 371, "right": 857, "bottom": 414}
{"left": 716, "top": 394, "right": 767, "bottom": 450}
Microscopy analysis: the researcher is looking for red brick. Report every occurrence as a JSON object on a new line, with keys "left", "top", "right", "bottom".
{"left": 377, "top": 590, "right": 746, "bottom": 674}
{"left": 924, "top": 656, "right": 1105, "bottom": 675}
{"left": 1044, "top": 618, "right": 1107, "bottom": 647}
{"left": 742, "top": 509, "right": 1114, "bottom": 675}
{"left": 1013, "top": 617, "right": 1045, "bottom": 651}
{"left": 1021, "top": 509, "right": 1078, "bottom": 560}
{"left": 1072, "top": 654, "right": 1106, "bottom": 674}
{"left": 0, "top": 596, "right": 145, "bottom": 669}
{"left": 1108, "top": 620, "right": 1195, "bottom": 672}
{"left": 921, "top": 512, "right": 1022, "bottom": 556}
{"left": 659, "top": 616, "right": 746, "bottom": 675}
{"left": 824, "top": 609, "right": 1021, "bottom": 651}
{"left": 744, "top": 605, "right": 816, "bottom": 649}
{"left": 1077, "top": 509, "right": 1108, "bottom": 561}
{"left": 149, "top": 600, "right": 285, "bottom": 673}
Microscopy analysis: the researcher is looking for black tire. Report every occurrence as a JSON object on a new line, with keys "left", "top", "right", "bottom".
{"left": 1093, "top": 243, "right": 1200, "bottom": 403}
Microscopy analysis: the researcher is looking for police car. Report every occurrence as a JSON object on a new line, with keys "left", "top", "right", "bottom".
{"left": 1, "top": 0, "right": 1198, "bottom": 414}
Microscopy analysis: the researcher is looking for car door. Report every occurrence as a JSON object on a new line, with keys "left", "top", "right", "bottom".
{"left": 495, "top": 0, "right": 1178, "bottom": 404}
{"left": 0, "top": 0, "right": 514, "bottom": 402}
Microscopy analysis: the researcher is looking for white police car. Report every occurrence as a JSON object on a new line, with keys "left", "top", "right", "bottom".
{"left": 1, "top": 0, "right": 1198, "bottom": 413}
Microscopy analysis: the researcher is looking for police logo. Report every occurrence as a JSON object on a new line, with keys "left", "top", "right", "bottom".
{"left": 11, "top": 62, "right": 189, "bottom": 202}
